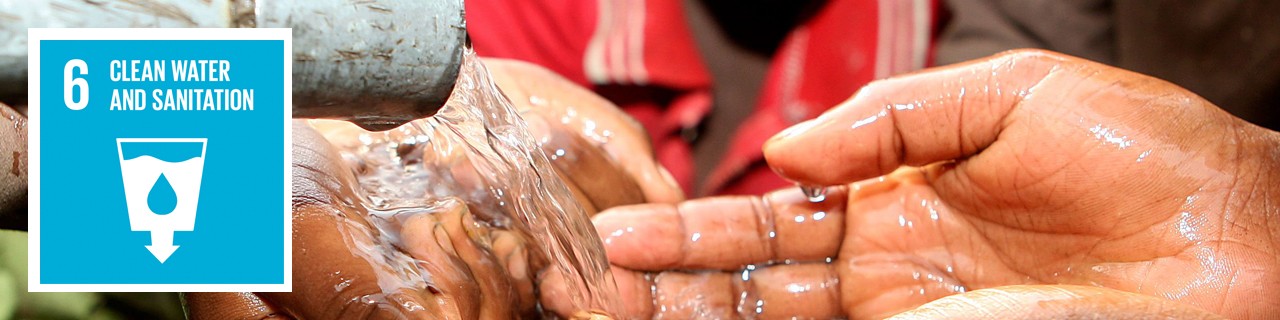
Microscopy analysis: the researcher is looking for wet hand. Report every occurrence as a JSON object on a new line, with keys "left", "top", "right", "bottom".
{"left": 185, "top": 58, "right": 678, "bottom": 319}
{"left": 585, "top": 50, "right": 1280, "bottom": 319}
{"left": 307, "top": 58, "right": 682, "bottom": 213}
{"left": 185, "top": 122, "right": 542, "bottom": 319}
{"left": 485, "top": 59, "right": 684, "bottom": 210}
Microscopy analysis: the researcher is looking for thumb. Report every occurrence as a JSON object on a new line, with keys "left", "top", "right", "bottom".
{"left": 182, "top": 292, "right": 290, "bottom": 320}
{"left": 763, "top": 50, "right": 1069, "bottom": 186}
{"left": 886, "top": 285, "right": 1225, "bottom": 320}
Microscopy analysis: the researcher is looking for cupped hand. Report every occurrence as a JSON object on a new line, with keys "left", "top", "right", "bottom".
{"left": 185, "top": 58, "right": 679, "bottom": 319}
{"left": 483, "top": 59, "right": 684, "bottom": 210}
{"left": 186, "top": 122, "right": 542, "bottom": 319}
{"left": 584, "top": 50, "right": 1280, "bottom": 319}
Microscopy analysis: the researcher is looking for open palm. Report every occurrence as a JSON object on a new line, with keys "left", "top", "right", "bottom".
{"left": 585, "top": 50, "right": 1280, "bottom": 319}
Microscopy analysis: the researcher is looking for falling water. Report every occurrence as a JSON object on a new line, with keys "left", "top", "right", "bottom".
{"left": 316, "top": 49, "right": 621, "bottom": 317}
{"left": 799, "top": 184, "right": 827, "bottom": 203}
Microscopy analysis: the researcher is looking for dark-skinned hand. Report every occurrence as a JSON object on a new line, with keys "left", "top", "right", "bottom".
{"left": 184, "top": 58, "right": 681, "bottom": 319}
{"left": 579, "top": 50, "right": 1279, "bottom": 319}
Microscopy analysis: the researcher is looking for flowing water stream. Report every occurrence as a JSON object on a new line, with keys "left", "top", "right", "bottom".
{"left": 313, "top": 50, "right": 620, "bottom": 318}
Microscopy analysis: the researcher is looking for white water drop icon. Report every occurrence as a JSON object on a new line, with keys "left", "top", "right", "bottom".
{"left": 118, "top": 138, "right": 207, "bottom": 263}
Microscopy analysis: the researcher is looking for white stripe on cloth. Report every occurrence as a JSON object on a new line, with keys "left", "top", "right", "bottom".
{"left": 585, "top": 0, "right": 650, "bottom": 85}
{"left": 627, "top": 0, "right": 649, "bottom": 84}
{"left": 875, "top": 0, "right": 930, "bottom": 79}
{"left": 608, "top": 0, "right": 628, "bottom": 82}
{"left": 874, "top": 0, "right": 893, "bottom": 79}
{"left": 585, "top": 0, "right": 613, "bottom": 83}
{"left": 911, "top": 0, "right": 931, "bottom": 70}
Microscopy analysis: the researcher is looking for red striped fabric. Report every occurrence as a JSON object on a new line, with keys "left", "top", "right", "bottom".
{"left": 468, "top": 0, "right": 942, "bottom": 196}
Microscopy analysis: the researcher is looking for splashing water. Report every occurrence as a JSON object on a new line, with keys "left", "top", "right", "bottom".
{"left": 316, "top": 49, "right": 621, "bottom": 317}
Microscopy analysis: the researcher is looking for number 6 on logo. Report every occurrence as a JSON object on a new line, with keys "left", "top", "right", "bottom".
{"left": 64, "top": 59, "right": 88, "bottom": 110}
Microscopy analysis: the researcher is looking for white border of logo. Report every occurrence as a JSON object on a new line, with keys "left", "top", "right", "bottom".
{"left": 27, "top": 28, "right": 293, "bottom": 292}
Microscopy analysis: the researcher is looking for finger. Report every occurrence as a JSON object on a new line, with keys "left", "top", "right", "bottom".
{"left": 490, "top": 229, "right": 537, "bottom": 314}
{"left": 291, "top": 121, "right": 362, "bottom": 209}
{"left": 396, "top": 202, "right": 485, "bottom": 319}
{"left": 484, "top": 58, "right": 684, "bottom": 204}
{"left": 267, "top": 201, "right": 446, "bottom": 319}
{"left": 557, "top": 169, "right": 601, "bottom": 215}
{"left": 651, "top": 271, "right": 738, "bottom": 319}
{"left": 886, "top": 285, "right": 1226, "bottom": 320}
{"left": 271, "top": 122, "right": 443, "bottom": 318}
{"left": 763, "top": 49, "right": 1066, "bottom": 186}
{"left": 648, "top": 263, "right": 841, "bottom": 319}
{"left": 525, "top": 111, "right": 646, "bottom": 211}
{"left": 183, "top": 292, "right": 291, "bottom": 320}
{"left": 543, "top": 263, "right": 843, "bottom": 319}
{"left": 539, "top": 266, "right": 655, "bottom": 319}
{"left": 594, "top": 187, "right": 846, "bottom": 271}
{"left": 433, "top": 200, "right": 528, "bottom": 319}
{"left": 736, "top": 263, "right": 843, "bottom": 318}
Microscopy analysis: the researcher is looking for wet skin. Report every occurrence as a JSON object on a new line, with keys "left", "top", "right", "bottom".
{"left": 583, "top": 50, "right": 1280, "bottom": 319}
{"left": 186, "top": 50, "right": 1280, "bottom": 319}
{"left": 0, "top": 103, "right": 25, "bottom": 231}
{"left": 184, "top": 59, "right": 680, "bottom": 319}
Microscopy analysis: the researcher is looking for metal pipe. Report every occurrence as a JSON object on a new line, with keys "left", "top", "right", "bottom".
{"left": 0, "top": 0, "right": 466, "bottom": 131}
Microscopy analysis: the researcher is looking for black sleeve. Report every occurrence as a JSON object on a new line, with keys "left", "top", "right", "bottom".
{"left": 934, "top": 0, "right": 1115, "bottom": 65}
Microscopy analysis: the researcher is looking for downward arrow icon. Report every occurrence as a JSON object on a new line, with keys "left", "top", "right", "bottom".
{"left": 146, "top": 229, "right": 179, "bottom": 263}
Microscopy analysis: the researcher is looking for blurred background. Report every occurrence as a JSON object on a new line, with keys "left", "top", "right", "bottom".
{"left": 0, "top": 231, "right": 183, "bottom": 319}
{"left": 465, "top": 0, "right": 1279, "bottom": 198}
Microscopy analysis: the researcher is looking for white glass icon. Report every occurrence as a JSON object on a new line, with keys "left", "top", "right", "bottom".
{"left": 117, "top": 138, "right": 207, "bottom": 263}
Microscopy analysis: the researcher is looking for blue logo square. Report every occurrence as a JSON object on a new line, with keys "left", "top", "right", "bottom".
{"left": 29, "top": 29, "right": 291, "bottom": 291}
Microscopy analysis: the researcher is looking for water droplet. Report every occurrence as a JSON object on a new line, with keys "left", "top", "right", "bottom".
{"left": 148, "top": 173, "right": 178, "bottom": 215}
{"left": 528, "top": 95, "right": 547, "bottom": 106}
{"left": 799, "top": 185, "right": 826, "bottom": 202}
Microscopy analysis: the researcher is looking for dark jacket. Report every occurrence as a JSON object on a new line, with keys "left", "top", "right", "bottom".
{"left": 937, "top": 0, "right": 1280, "bottom": 130}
